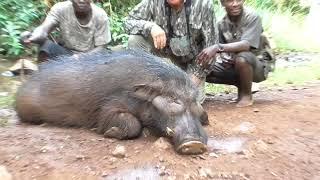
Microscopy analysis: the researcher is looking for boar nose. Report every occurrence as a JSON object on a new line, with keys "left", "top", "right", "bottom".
{"left": 173, "top": 111, "right": 208, "bottom": 155}
{"left": 177, "top": 140, "right": 207, "bottom": 155}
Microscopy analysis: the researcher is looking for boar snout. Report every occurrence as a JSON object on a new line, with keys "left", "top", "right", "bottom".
{"left": 172, "top": 111, "right": 208, "bottom": 155}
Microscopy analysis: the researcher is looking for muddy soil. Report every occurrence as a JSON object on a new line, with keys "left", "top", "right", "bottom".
{"left": 0, "top": 80, "right": 319, "bottom": 180}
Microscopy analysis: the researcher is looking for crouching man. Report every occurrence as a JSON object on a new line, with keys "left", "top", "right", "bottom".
{"left": 196, "top": 0, "right": 274, "bottom": 107}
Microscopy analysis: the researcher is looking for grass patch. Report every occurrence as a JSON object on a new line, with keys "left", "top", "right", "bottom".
{"left": 0, "top": 118, "right": 8, "bottom": 127}
{"left": 0, "top": 94, "right": 15, "bottom": 108}
{"left": 262, "top": 60, "right": 320, "bottom": 86}
{"left": 205, "top": 83, "right": 236, "bottom": 95}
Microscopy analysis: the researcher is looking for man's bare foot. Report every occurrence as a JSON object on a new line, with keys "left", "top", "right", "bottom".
{"left": 236, "top": 96, "right": 253, "bottom": 107}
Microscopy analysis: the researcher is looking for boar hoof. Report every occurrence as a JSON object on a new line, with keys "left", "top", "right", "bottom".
{"left": 177, "top": 141, "right": 207, "bottom": 155}
{"left": 104, "top": 127, "right": 124, "bottom": 140}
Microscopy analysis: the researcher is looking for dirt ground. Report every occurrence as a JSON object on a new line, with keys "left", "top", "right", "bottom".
{"left": 0, "top": 81, "right": 320, "bottom": 180}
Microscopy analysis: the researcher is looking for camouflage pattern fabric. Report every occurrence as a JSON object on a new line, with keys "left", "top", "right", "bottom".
{"left": 124, "top": 0, "right": 218, "bottom": 77}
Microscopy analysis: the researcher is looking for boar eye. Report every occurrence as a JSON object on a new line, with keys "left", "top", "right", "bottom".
{"left": 168, "top": 95, "right": 177, "bottom": 102}
{"left": 169, "top": 96, "right": 184, "bottom": 105}
{"left": 152, "top": 96, "right": 185, "bottom": 115}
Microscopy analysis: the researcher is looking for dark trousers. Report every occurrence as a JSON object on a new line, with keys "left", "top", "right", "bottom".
{"left": 206, "top": 51, "right": 267, "bottom": 85}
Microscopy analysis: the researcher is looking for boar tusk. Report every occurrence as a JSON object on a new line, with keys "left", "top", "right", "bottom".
{"left": 166, "top": 127, "right": 174, "bottom": 136}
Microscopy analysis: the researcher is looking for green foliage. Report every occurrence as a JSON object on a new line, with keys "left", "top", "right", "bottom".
{"left": 96, "top": 0, "right": 136, "bottom": 45}
{"left": 99, "top": 0, "right": 140, "bottom": 14}
{"left": 205, "top": 83, "right": 236, "bottom": 95}
{"left": 0, "top": 118, "right": 9, "bottom": 127}
{"left": 245, "top": 0, "right": 309, "bottom": 15}
{"left": 0, "top": 21, "right": 23, "bottom": 56}
{"left": 0, "top": 0, "right": 46, "bottom": 57}
{"left": 109, "top": 13, "right": 129, "bottom": 46}
{"left": 245, "top": 0, "right": 276, "bottom": 10}
{"left": 0, "top": 95, "right": 14, "bottom": 109}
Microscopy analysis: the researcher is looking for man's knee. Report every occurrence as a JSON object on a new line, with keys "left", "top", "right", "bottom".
{"left": 235, "top": 53, "right": 267, "bottom": 82}
{"left": 127, "top": 35, "right": 152, "bottom": 52}
{"left": 235, "top": 51, "right": 256, "bottom": 67}
{"left": 235, "top": 56, "right": 251, "bottom": 67}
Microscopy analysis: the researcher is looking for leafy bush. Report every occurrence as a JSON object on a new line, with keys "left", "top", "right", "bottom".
{"left": 96, "top": 1, "right": 135, "bottom": 46}
{"left": 109, "top": 13, "right": 128, "bottom": 46}
{"left": 0, "top": 0, "right": 45, "bottom": 57}
{"left": 246, "top": 0, "right": 309, "bottom": 14}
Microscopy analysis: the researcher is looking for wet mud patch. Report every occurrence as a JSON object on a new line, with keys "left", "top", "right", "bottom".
{"left": 105, "top": 165, "right": 160, "bottom": 180}
{"left": 207, "top": 137, "right": 248, "bottom": 154}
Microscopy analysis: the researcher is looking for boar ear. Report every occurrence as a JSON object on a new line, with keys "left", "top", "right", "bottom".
{"left": 131, "top": 83, "right": 163, "bottom": 101}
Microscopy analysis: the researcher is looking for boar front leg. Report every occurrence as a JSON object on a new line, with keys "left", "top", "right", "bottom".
{"left": 97, "top": 112, "right": 142, "bottom": 140}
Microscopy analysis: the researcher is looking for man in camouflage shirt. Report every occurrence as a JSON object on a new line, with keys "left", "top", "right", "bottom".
{"left": 197, "top": 0, "right": 274, "bottom": 107}
{"left": 124, "top": 0, "right": 217, "bottom": 102}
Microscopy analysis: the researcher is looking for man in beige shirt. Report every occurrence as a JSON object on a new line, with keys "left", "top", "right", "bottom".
{"left": 22, "top": 0, "right": 111, "bottom": 62}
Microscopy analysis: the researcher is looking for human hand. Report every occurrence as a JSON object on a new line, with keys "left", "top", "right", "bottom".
{"left": 24, "top": 28, "right": 48, "bottom": 45}
{"left": 20, "top": 31, "right": 32, "bottom": 45}
{"left": 150, "top": 24, "right": 166, "bottom": 49}
{"left": 196, "top": 45, "right": 219, "bottom": 68}
{"left": 190, "top": 74, "right": 202, "bottom": 87}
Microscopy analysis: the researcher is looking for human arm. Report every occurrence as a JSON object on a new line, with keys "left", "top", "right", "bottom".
{"left": 196, "top": 40, "right": 250, "bottom": 67}
{"left": 197, "top": 13, "right": 262, "bottom": 67}
{"left": 23, "top": 3, "right": 65, "bottom": 44}
{"left": 189, "top": 0, "right": 218, "bottom": 79}
{"left": 124, "top": 0, "right": 166, "bottom": 49}
{"left": 124, "top": 0, "right": 156, "bottom": 37}
{"left": 200, "top": 0, "right": 218, "bottom": 50}
{"left": 22, "top": 19, "right": 57, "bottom": 44}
